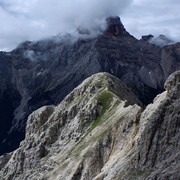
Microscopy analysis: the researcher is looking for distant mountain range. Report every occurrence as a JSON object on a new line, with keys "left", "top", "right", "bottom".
{"left": 0, "top": 16, "right": 180, "bottom": 156}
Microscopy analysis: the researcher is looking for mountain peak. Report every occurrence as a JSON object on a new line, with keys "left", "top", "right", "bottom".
{"left": 105, "top": 16, "right": 128, "bottom": 36}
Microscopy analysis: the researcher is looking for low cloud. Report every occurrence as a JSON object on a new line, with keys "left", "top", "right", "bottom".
{"left": 0, "top": 0, "right": 132, "bottom": 51}
{"left": 0, "top": 0, "right": 179, "bottom": 51}
{"left": 121, "top": 0, "right": 180, "bottom": 41}
{"left": 23, "top": 50, "right": 36, "bottom": 61}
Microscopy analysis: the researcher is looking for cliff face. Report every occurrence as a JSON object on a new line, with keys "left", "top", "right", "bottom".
{"left": 0, "top": 72, "right": 179, "bottom": 180}
{"left": 133, "top": 70, "right": 180, "bottom": 180}
{"left": 0, "top": 16, "right": 180, "bottom": 155}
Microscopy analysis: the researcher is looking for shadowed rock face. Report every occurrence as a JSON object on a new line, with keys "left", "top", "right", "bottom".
{"left": 0, "top": 72, "right": 179, "bottom": 180}
{"left": 0, "top": 16, "right": 180, "bottom": 155}
{"left": 105, "top": 16, "right": 129, "bottom": 36}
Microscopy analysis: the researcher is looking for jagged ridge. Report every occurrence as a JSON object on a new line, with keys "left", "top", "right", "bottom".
{"left": 0, "top": 71, "right": 180, "bottom": 179}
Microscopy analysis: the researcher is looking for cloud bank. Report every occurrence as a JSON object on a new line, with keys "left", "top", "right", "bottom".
{"left": 0, "top": 0, "right": 132, "bottom": 51}
{"left": 0, "top": 0, "right": 180, "bottom": 51}
{"left": 121, "top": 0, "right": 180, "bottom": 41}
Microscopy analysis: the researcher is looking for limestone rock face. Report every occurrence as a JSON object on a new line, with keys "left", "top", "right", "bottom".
{"left": 0, "top": 73, "right": 142, "bottom": 179}
{"left": 132, "top": 71, "right": 180, "bottom": 180}
{"left": 0, "top": 72, "right": 180, "bottom": 180}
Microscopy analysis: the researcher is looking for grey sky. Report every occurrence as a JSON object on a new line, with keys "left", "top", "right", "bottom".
{"left": 0, "top": 0, "right": 179, "bottom": 51}
{"left": 121, "top": 0, "right": 180, "bottom": 40}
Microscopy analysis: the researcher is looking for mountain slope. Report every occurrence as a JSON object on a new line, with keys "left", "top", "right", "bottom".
{"left": 0, "top": 71, "right": 180, "bottom": 179}
{"left": 0, "top": 72, "right": 142, "bottom": 179}
{"left": 0, "top": 16, "right": 180, "bottom": 155}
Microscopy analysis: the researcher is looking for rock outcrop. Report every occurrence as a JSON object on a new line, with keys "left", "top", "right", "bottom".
{"left": 133, "top": 70, "right": 180, "bottom": 179}
{"left": 105, "top": 16, "right": 129, "bottom": 36}
{"left": 0, "top": 16, "right": 180, "bottom": 155}
{"left": 0, "top": 71, "right": 179, "bottom": 180}
{"left": 0, "top": 73, "right": 142, "bottom": 179}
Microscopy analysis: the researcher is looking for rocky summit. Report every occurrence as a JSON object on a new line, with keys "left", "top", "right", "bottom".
{"left": 0, "top": 72, "right": 179, "bottom": 180}
{"left": 0, "top": 16, "right": 180, "bottom": 160}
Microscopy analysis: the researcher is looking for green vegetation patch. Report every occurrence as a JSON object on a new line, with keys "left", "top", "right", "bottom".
{"left": 66, "top": 89, "right": 123, "bottom": 160}
{"left": 97, "top": 89, "right": 114, "bottom": 114}
{"left": 90, "top": 89, "right": 114, "bottom": 129}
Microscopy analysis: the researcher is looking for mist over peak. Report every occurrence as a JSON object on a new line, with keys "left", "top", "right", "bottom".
{"left": 149, "top": 35, "right": 175, "bottom": 47}
{"left": 1, "top": 0, "right": 179, "bottom": 51}
{"left": 0, "top": 0, "right": 132, "bottom": 51}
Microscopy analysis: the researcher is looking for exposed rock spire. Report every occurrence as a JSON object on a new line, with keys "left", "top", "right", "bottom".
{"left": 105, "top": 16, "right": 129, "bottom": 36}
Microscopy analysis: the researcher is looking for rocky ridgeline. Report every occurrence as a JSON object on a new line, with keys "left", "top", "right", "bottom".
{"left": 0, "top": 73, "right": 141, "bottom": 179}
{"left": 0, "top": 72, "right": 179, "bottom": 179}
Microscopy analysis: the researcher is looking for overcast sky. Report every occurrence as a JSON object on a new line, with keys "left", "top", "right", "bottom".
{"left": 121, "top": 0, "right": 180, "bottom": 40}
{"left": 0, "top": 0, "right": 179, "bottom": 51}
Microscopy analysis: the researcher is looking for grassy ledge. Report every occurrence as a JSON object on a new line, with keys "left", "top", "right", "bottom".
{"left": 91, "top": 89, "right": 114, "bottom": 129}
